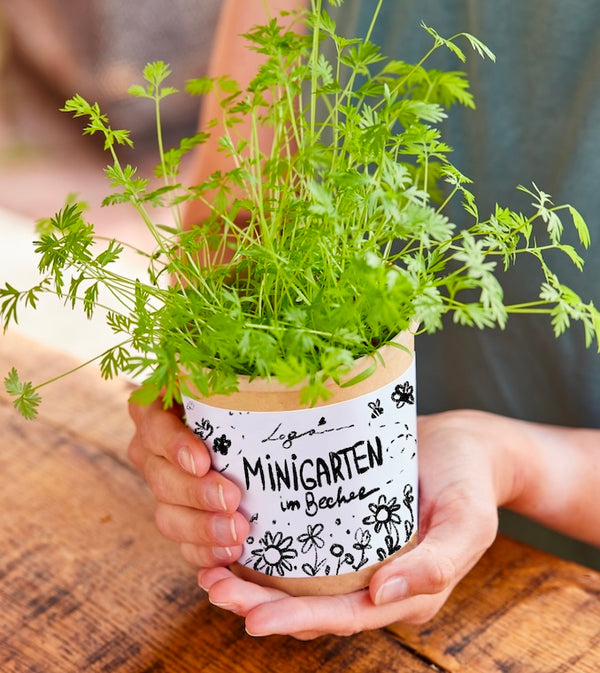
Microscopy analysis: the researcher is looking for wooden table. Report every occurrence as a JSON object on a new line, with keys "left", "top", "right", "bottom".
{"left": 1, "top": 330, "right": 599, "bottom": 672}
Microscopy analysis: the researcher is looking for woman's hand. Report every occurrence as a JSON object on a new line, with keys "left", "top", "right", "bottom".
{"left": 127, "top": 399, "right": 250, "bottom": 567}
{"left": 127, "top": 404, "right": 511, "bottom": 637}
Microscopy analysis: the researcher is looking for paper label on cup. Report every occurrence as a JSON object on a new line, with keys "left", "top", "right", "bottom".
{"left": 183, "top": 360, "right": 417, "bottom": 579}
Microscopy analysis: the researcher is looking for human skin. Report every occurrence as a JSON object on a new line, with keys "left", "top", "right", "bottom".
{"left": 128, "top": 404, "right": 600, "bottom": 638}
{"left": 181, "top": 0, "right": 305, "bottom": 237}
{"left": 128, "top": 0, "right": 600, "bottom": 639}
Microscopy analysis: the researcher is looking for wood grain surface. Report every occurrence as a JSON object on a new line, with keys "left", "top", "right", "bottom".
{"left": 1, "top": 330, "right": 598, "bottom": 672}
{"left": 389, "top": 539, "right": 600, "bottom": 672}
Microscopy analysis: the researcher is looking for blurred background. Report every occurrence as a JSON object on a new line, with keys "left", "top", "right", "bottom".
{"left": 0, "top": 0, "right": 221, "bottom": 358}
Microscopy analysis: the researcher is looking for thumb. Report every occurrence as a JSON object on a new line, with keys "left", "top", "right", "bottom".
{"left": 370, "top": 503, "right": 498, "bottom": 606}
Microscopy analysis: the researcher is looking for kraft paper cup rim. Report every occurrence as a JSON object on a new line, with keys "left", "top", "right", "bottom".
{"left": 230, "top": 533, "right": 418, "bottom": 596}
{"left": 182, "top": 329, "right": 416, "bottom": 411}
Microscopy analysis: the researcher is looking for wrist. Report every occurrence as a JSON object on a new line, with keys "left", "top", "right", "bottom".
{"left": 420, "top": 409, "right": 600, "bottom": 546}
{"left": 421, "top": 409, "right": 531, "bottom": 508}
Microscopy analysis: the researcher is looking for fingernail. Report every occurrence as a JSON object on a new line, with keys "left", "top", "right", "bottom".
{"left": 178, "top": 447, "right": 196, "bottom": 475}
{"left": 213, "top": 546, "right": 234, "bottom": 562}
{"left": 207, "top": 483, "right": 228, "bottom": 511}
{"left": 375, "top": 576, "right": 409, "bottom": 605}
{"left": 212, "top": 515, "right": 238, "bottom": 544}
{"left": 198, "top": 570, "right": 212, "bottom": 591}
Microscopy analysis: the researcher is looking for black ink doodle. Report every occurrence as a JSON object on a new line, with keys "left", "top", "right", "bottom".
{"left": 363, "top": 494, "right": 403, "bottom": 561}
{"left": 297, "top": 523, "right": 327, "bottom": 577}
{"left": 249, "top": 531, "right": 298, "bottom": 576}
{"left": 368, "top": 399, "right": 384, "bottom": 418}
{"left": 298, "top": 523, "right": 325, "bottom": 554}
{"left": 212, "top": 434, "right": 231, "bottom": 456}
{"left": 351, "top": 528, "right": 372, "bottom": 571}
{"left": 262, "top": 420, "right": 354, "bottom": 450}
{"left": 330, "top": 543, "right": 354, "bottom": 575}
{"left": 403, "top": 483, "right": 415, "bottom": 542}
{"left": 363, "top": 494, "right": 402, "bottom": 536}
{"left": 376, "top": 534, "right": 402, "bottom": 561}
{"left": 391, "top": 381, "right": 415, "bottom": 408}
{"left": 193, "top": 418, "right": 214, "bottom": 441}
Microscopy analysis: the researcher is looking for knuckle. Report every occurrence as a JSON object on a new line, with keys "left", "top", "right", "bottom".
{"left": 137, "top": 414, "right": 156, "bottom": 448}
{"left": 399, "top": 593, "right": 447, "bottom": 625}
{"left": 337, "top": 625, "right": 361, "bottom": 637}
{"left": 427, "top": 554, "right": 457, "bottom": 593}
{"left": 333, "top": 596, "right": 364, "bottom": 637}
{"left": 127, "top": 399, "right": 141, "bottom": 422}
{"left": 179, "top": 543, "right": 198, "bottom": 566}
{"left": 406, "top": 603, "right": 442, "bottom": 625}
{"left": 144, "top": 459, "right": 171, "bottom": 501}
{"left": 180, "top": 543, "right": 210, "bottom": 568}
{"left": 154, "top": 504, "right": 172, "bottom": 538}
{"left": 479, "top": 508, "right": 500, "bottom": 548}
{"left": 185, "top": 479, "right": 206, "bottom": 509}
{"left": 126, "top": 435, "right": 141, "bottom": 468}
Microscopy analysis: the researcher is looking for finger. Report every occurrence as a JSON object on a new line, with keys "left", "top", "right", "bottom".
{"left": 143, "top": 453, "right": 242, "bottom": 512}
{"left": 198, "top": 568, "right": 452, "bottom": 637}
{"left": 244, "top": 587, "right": 454, "bottom": 637}
{"left": 154, "top": 503, "right": 250, "bottom": 547}
{"left": 199, "top": 567, "right": 288, "bottom": 616}
{"left": 128, "top": 398, "right": 211, "bottom": 477}
{"left": 127, "top": 432, "right": 147, "bottom": 471}
{"left": 180, "top": 542, "right": 244, "bottom": 568}
{"left": 198, "top": 566, "right": 238, "bottom": 590}
{"left": 244, "top": 591, "right": 376, "bottom": 637}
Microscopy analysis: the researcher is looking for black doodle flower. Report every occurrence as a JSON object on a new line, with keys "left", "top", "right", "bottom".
{"left": 250, "top": 531, "right": 298, "bottom": 576}
{"left": 297, "top": 523, "right": 325, "bottom": 554}
{"left": 353, "top": 528, "right": 372, "bottom": 552}
{"left": 298, "top": 523, "right": 327, "bottom": 576}
{"left": 193, "top": 418, "right": 214, "bottom": 441}
{"left": 212, "top": 434, "right": 231, "bottom": 456}
{"left": 330, "top": 543, "right": 344, "bottom": 558}
{"left": 391, "top": 381, "right": 415, "bottom": 408}
{"left": 330, "top": 543, "right": 354, "bottom": 575}
{"left": 352, "top": 528, "right": 372, "bottom": 570}
{"left": 363, "top": 494, "right": 402, "bottom": 536}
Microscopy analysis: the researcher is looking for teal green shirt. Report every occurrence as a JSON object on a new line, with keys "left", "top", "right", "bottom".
{"left": 331, "top": 0, "right": 600, "bottom": 425}
{"left": 330, "top": 0, "right": 600, "bottom": 566}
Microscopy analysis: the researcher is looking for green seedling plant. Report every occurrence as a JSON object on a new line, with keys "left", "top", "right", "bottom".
{"left": 2, "top": 0, "right": 599, "bottom": 419}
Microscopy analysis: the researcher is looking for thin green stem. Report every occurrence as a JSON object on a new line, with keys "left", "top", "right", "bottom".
{"left": 30, "top": 339, "right": 133, "bottom": 392}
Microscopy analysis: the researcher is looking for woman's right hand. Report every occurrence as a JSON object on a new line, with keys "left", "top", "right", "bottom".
{"left": 127, "top": 398, "right": 250, "bottom": 567}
